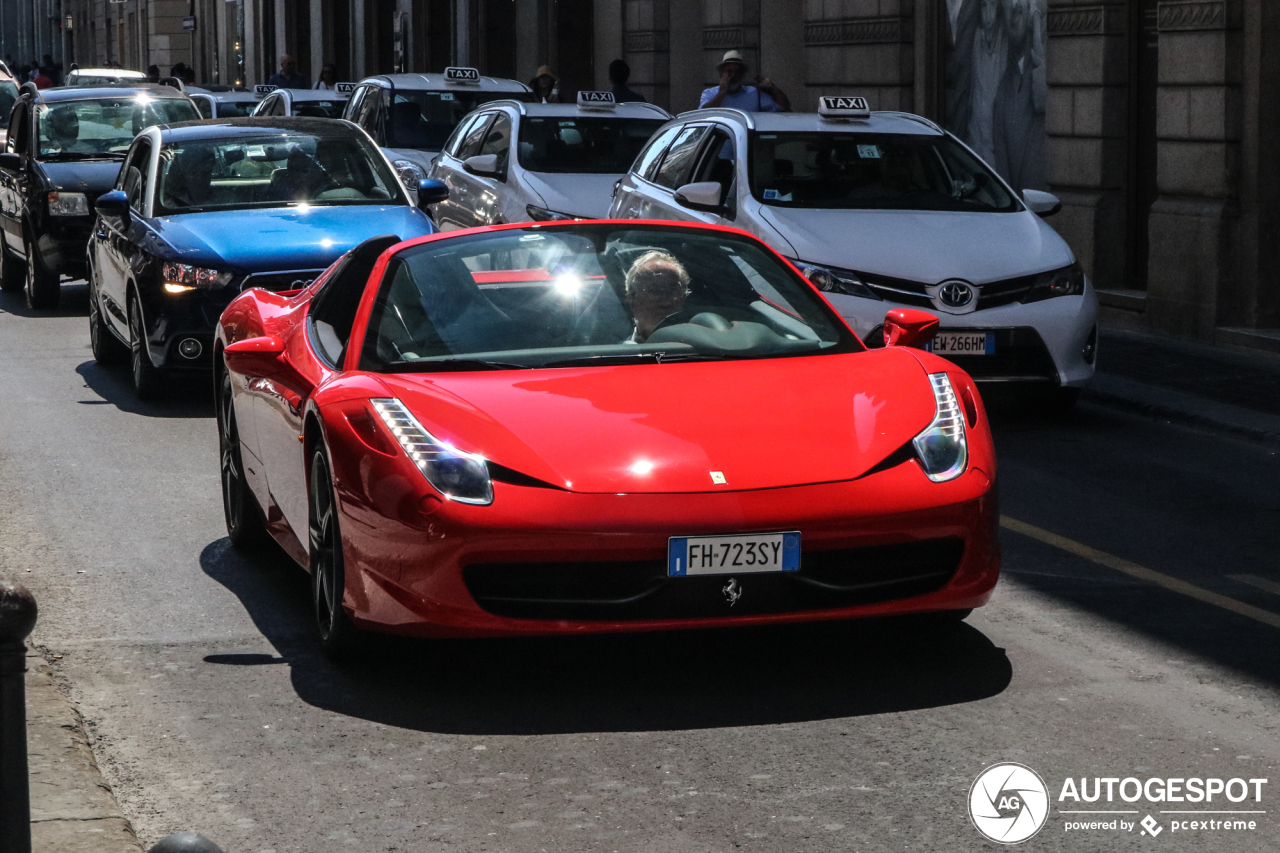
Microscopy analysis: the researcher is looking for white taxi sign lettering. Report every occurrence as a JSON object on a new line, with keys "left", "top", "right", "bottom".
{"left": 253, "top": 84, "right": 278, "bottom": 96}
{"left": 444, "top": 67, "right": 481, "bottom": 84}
{"left": 818, "top": 95, "right": 871, "bottom": 120}
{"left": 334, "top": 82, "right": 356, "bottom": 94}
{"left": 577, "top": 90, "right": 617, "bottom": 110}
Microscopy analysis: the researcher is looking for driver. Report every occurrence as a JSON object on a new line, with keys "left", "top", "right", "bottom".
{"left": 624, "top": 250, "right": 692, "bottom": 343}
{"left": 44, "top": 106, "right": 93, "bottom": 154}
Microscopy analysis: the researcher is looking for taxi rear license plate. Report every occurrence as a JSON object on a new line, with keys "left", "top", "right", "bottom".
{"left": 668, "top": 532, "right": 801, "bottom": 577}
{"left": 928, "top": 331, "right": 995, "bottom": 356}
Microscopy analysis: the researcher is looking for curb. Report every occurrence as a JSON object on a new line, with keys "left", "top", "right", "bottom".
{"left": 1083, "top": 372, "right": 1280, "bottom": 447}
{"left": 25, "top": 645, "right": 143, "bottom": 853}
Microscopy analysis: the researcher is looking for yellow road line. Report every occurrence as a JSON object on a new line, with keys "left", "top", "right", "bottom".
{"left": 1230, "top": 574, "right": 1280, "bottom": 597}
{"left": 1000, "top": 516, "right": 1280, "bottom": 631}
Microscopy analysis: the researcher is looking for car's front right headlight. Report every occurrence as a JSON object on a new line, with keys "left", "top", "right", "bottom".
{"left": 912, "top": 373, "right": 968, "bottom": 483}
{"left": 392, "top": 159, "right": 426, "bottom": 188}
{"left": 1021, "top": 262, "right": 1085, "bottom": 303}
{"left": 371, "top": 398, "right": 494, "bottom": 505}
{"left": 793, "top": 260, "right": 881, "bottom": 300}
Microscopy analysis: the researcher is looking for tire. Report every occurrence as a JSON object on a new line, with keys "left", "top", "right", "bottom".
{"left": 24, "top": 233, "right": 59, "bottom": 310}
{"left": 0, "top": 247, "right": 23, "bottom": 292}
{"left": 128, "top": 293, "right": 163, "bottom": 400}
{"left": 309, "top": 447, "right": 361, "bottom": 658}
{"left": 88, "top": 278, "right": 128, "bottom": 366}
{"left": 217, "top": 369, "right": 270, "bottom": 549}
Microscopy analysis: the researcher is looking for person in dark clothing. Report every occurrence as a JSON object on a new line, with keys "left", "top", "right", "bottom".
{"left": 267, "top": 54, "right": 310, "bottom": 89}
{"left": 147, "top": 65, "right": 161, "bottom": 83}
{"left": 608, "top": 59, "right": 646, "bottom": 103}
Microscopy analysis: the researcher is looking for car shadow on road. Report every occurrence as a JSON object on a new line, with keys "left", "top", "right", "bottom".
{"left": 0, "top": 281, "right": 90, "bottom": 318}
{"left": 200, "top": 538, "right": 1012, "bottom": 735}
{"left": 76, "top": 361, "right": 215, "bottom": 418}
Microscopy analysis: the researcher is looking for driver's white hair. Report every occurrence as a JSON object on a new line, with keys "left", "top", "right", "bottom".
{"left": 625, "top": 250, "right": 691, "bottom": 295}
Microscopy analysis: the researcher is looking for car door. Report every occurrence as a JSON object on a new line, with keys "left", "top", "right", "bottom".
{"left": 0, "top": 100, "right": 29, "bottom": 257}
{"left": 666, "top": 124, "right": 738, "bottom": 226}
{"left": 610, "top": 122, "right": 682, "bottom": 220}
{"left": 467, "top": 111, "right": 516, "bottom": 226}
{"left": 98, "top": 138, "right": 152, "bottom": 339}
{"left": 636, "top": 123, "right": 712, "bottom": 221}
{"left": 434, "top": 112, "right": 494, "bottom": 231}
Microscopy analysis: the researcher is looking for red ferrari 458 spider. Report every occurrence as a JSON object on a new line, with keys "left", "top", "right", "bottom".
{"left": 215, "top": 221, "right": 999, "bottom": 655}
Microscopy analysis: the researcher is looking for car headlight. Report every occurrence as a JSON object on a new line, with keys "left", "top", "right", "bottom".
{"left": 526, "top": 204, "right": 579, "bottom": 222}
{"left": 371, "top": 398, "right": 494, "bottom": 505}
{"left": 1022, "top": 262, "right": 1085, "bottom": 303}
{"left": 392, "top": 159, "right": 426, "bottom": 190}
{"left": 912, "top": 373, "right": 968, "bottom": 483}
{"left": 161, "top": 262, "right": 233, "bottom": 293}
{"left": 48, "top": 191, "right": 89, "bottom": 217}
{"left": 793, "top": 260, "right": 881, "bottom": 300}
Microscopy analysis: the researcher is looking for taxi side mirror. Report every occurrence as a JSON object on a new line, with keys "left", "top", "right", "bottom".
{"left": 673, "top": 181, "right": 725, "bottom": 213}
{"left": 463, "top": 153, "right": 502, "bottom": 179}
{"left": 1023, "top": 189, "right": 1062, "bottom": 217}
{"left": 882, "top": 308, "right": 939, "bottom": 349}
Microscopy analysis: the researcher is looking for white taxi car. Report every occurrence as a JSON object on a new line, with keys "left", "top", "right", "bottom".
{"left": 251, "top": 84, "right": 351, "bottom": 119}
{"left": 428, "top": 91, "right": 671, "bottom": 229}
{"left": 609, "top": 97, "right": 1098, "bottom": 405}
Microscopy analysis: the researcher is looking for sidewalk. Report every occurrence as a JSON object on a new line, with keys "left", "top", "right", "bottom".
{"left": 1084, "top": 327, "right": 1280, "bottom": 444}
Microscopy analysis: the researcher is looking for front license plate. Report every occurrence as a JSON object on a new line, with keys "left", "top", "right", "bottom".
{"left": 927, "top": 331, "right": 995, "bottom": 356}
{"left": 668, "top": 531, "right": 801, "bottom": 577}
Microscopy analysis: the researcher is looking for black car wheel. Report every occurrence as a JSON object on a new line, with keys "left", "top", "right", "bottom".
{"left": 24, "top": 233, "right": 59, "bottom": 310}
{"left": 128, "top": 293, "right": 163, "bottom": 400}
{"left": 89, "top": 279, "right": 128, "bottom": 366}
{"left": 0, "top": 247, "right": 23, "bottom": 292}
{"left": 309, "top": 447, "right": 360, "bottom": 657}
{"left": 218, "top": 369, "right": 269, "bottom": 549}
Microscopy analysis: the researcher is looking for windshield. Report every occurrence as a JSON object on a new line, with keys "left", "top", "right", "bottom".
{"left": 0, "top": 81, "right": 16, "bottom": 127}
{"left": 70, "top": 73, "right": 147, "bottom": 87}
{"left": 517, "top": 116, "right": 666, "bottom": 174}
{"left": 750, "top": 131, "right": 1018, "bottom": 212}
{"left": 37, "top": 98, "right": 200, "bottom": 159}
{"left": 155, "top": 133, "right": 403, "bottom": 214}
{"left": 292, "top": 99, "right": 346, "bottom": 119}
{"left": 386, "top": 90, "right": 533, "bottom": 151}
{"left": 360, "top": 224, "right": 858, "bottom": 372}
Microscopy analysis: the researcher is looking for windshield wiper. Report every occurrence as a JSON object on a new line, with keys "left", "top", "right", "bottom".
{"left": 398, "top": 358, "right": 529, "bottom": 372}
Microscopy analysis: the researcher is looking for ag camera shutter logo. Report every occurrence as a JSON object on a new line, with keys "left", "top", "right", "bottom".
{"left": 969, "top": 763, "right": 1050, "bottom": 844}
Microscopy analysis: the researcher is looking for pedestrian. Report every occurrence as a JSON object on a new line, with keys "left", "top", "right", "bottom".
{"left": 32, "top": 68, "right": 53, "bottom": 89}
{"left": 698, "top": 49, "right": 790, "bottom": 112}
{"left": 312, "top": 62, "right": 338, "bottom": 90}
{"left": 267, "top": 54, "right": 309, "bottom": 89}
{"left": 608, "top": 59, "right": 646, "bottom": 103}
{"left": 170, "top": 62, "right": 186, "bottom": 80}
{"left": 529, "top": 65, "right": 559, "bottom": 103}
{"left": 147, "top": 65, "right": 160, "bottom": 83}
{"left": 181, "top": 65, "right": 196, "bottom": 86}
{"left": 39, "top": 54, "right": 59, "bottom": 85}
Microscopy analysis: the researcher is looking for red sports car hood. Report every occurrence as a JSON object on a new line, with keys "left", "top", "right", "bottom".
{"left": 377, "top": 349, "right": 936, "bottom": 494}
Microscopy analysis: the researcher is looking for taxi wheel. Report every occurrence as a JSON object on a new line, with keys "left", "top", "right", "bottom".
{"left": 218, "top": 369, "right": 269, "bottom": 549}
{"left": 128, "top": 293, "right": 163, "bottom": 400}
{"left": 24, "top": 235, "right": 59, "bottom": 310}
{"left": 309, "top": 447, "right": 361, "bottom": 659}
{"left": 0, "top": 247, "right": 23, "bottom": 292}
{"left": 89, "top": 279, "right": 128, "bottom": 366}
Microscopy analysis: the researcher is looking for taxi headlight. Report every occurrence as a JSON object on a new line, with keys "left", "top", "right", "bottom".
{"left": 912, "top": 373, "right": 968, "bottom": 483}
{"left": 48, "top": 192, "right": 89, "bottom": 217}
{"left": 1022, "top": 262, "right": 1085, "bottom": 303}
{"left": 371, "top": 398, "right": 494, "bottom": 506}
{"left": 793, "top": 260, "right": 881, "bottom": 300}
{"left": 392, "top": 159, "right": 426, "bottom": 193}
{"left": 526, "top": 204, "right": 579, "bottom": 222}
{"left": 162, "top": 261, "right": 232, "bottom": 292}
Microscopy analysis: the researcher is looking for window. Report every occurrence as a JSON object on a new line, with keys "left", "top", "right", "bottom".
{"left": 652, "top": 125, "right": 710, "bottom": 190}
{"left": 36, "top": 97, "right": 199, "bottom": 158}
{"left": 355, "top": 88, "right": 383, "bottom": 136}
{"left": 633, "top": 124, "right": 682, "bottom": 182}
{"left": 310, "top": 234, "right": 403, "bottom": 366}
{"left": 517, "top": 116, "right": 667, "bottom": 174}
{"left": 121, "top": 141, "right": 151, "bottom": 213}
{"left": 381, "top": 89, "right": 534, "bottom": 152}
{"left": 456, "top": 113, "right": 494, "bottom": 161}
{"left": 195, "top": 98, "right": 214, "bottom": 120}
{"left": 443, "top": 113, "right": 481, "bottom": 158}
{"left": 6, "top": 104, "right": 28, "bottom": 154}
{"left": 689, "top": 128, "right": 737, "bottom": 204}
{"left": 0, "top": 81, "right": 20, "bottom": 130}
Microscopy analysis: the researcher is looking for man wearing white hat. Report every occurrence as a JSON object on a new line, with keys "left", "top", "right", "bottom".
{"left": 699, "top": 49, "right": 791, "bottom": 112}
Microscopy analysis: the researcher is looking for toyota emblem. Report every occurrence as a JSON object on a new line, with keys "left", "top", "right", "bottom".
{"left": 938, "top": 281, "right": 975, "bottom": 308}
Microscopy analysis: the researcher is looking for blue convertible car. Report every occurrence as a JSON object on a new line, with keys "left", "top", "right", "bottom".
{"left": 87, "top": 116, "right": 444, "bottom": 398}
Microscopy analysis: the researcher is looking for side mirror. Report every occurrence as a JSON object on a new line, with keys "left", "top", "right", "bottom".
{"left": 0, "top": 152, "right": 22, "bottom": 170}
{"left": 94, "top": 189, "right": 130, "bottom": 220}
{"left": 1023, "top": 189, "right": 1062, "bottom": 218}
{"left": 462, "top": 153, "right": 502, "bottom": 178}
{"left": 882, "top": 308, "right": 939, "bottom": 349}
{"left": 416, "top": 178, "right": 448, "bottom": 208}
{"left": 223, "top": 335, "right": 286, "bottom": 378}
{"left": 673, "top": 181, "right": 725, "bottom": 213}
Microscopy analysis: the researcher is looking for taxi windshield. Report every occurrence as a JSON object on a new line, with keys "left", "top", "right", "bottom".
{"left": 750, "top": 131, "right": 1018, "bottom": 212}
{"left": 154, "top": 133, "right": 402, "bottom": 214}
{"left": 37, "top": 98, "right": 200, "bottom": 159}
{"left": 291, "top": 99, "right": 346, "bottom": 119}
{"left": 386, "top": 90, "right": 534, "bottom": 151}
{"left": 518, "top": 116, "right": 667, "bottom": 174}
{"left": 360, "top": 224, "right": 859, "bottom": 372}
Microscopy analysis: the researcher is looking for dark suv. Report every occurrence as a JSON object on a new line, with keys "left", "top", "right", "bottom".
{"left": 0, "top": 85, "right": 199, "bottom": 308}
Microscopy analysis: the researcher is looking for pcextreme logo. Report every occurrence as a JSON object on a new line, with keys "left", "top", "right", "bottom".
{"left": 969, "top": 763, "right": 1269, "bottom": 843}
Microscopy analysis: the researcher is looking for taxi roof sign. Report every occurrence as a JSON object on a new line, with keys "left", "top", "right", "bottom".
{"left": 253, "top": 84, "right": 278, "bottom": 96}
{"left": 334, "top": 82, "right": 356, "bottom": 94}
{"left": 818, "top": 95, "right": 870, "bottom": 120}
{"left": 444, "top": 67, "right": 481, "bottom": 84}
{"left": 577, "top": 90, "right": 617, "bottom": 110}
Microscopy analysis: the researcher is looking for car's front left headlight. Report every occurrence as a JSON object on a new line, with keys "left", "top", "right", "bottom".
{"left": 48, "top": 191, "right": 89, "bottom": 217}
{"left": 793, "top": 260, "right": 882, "bottom": 300}
{"left": 371, "top": 398, "right": 494, "bottom": 505}
{"left": 912, "top": 373, "right": 968, "bottom": 483}
{"left": 1022, "top": 262, "right": 1085, "bottom": 303}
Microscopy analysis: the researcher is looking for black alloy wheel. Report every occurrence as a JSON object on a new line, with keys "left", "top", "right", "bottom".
{"left": 24, "top": 232, "right": 59, "bottom": 310}
{"left": 0, "top": 247, "right": 23, "bottom": 292}
{"left": 218, "top": 370, "right": 269, "bottom": 549}
{"left": 88, "top": 278, "right": 128, "bottom": 365}
{"left": 309, "top": 447, "right": 359, "bottom": 657}
{"left": 128, "top": 293, "right": 163, "bottom": 400}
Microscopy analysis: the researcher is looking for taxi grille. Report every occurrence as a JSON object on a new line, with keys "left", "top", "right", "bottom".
{"left": 858, "top": 272, "right": 1037, "bottom": 311}
{"left": 463, "top": 538, "right": 964, "bottom": 621}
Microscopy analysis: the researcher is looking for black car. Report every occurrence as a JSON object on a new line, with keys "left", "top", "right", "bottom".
{"left": 87, "top": 117, "right": 444, "bottom": 399}
{"left": 0, "top": 85, "right": 200, "bottom": 308}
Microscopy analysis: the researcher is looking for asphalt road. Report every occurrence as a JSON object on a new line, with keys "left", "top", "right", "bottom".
{"left": 2, "top": 283, "right": 1279, "bottom": 852}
